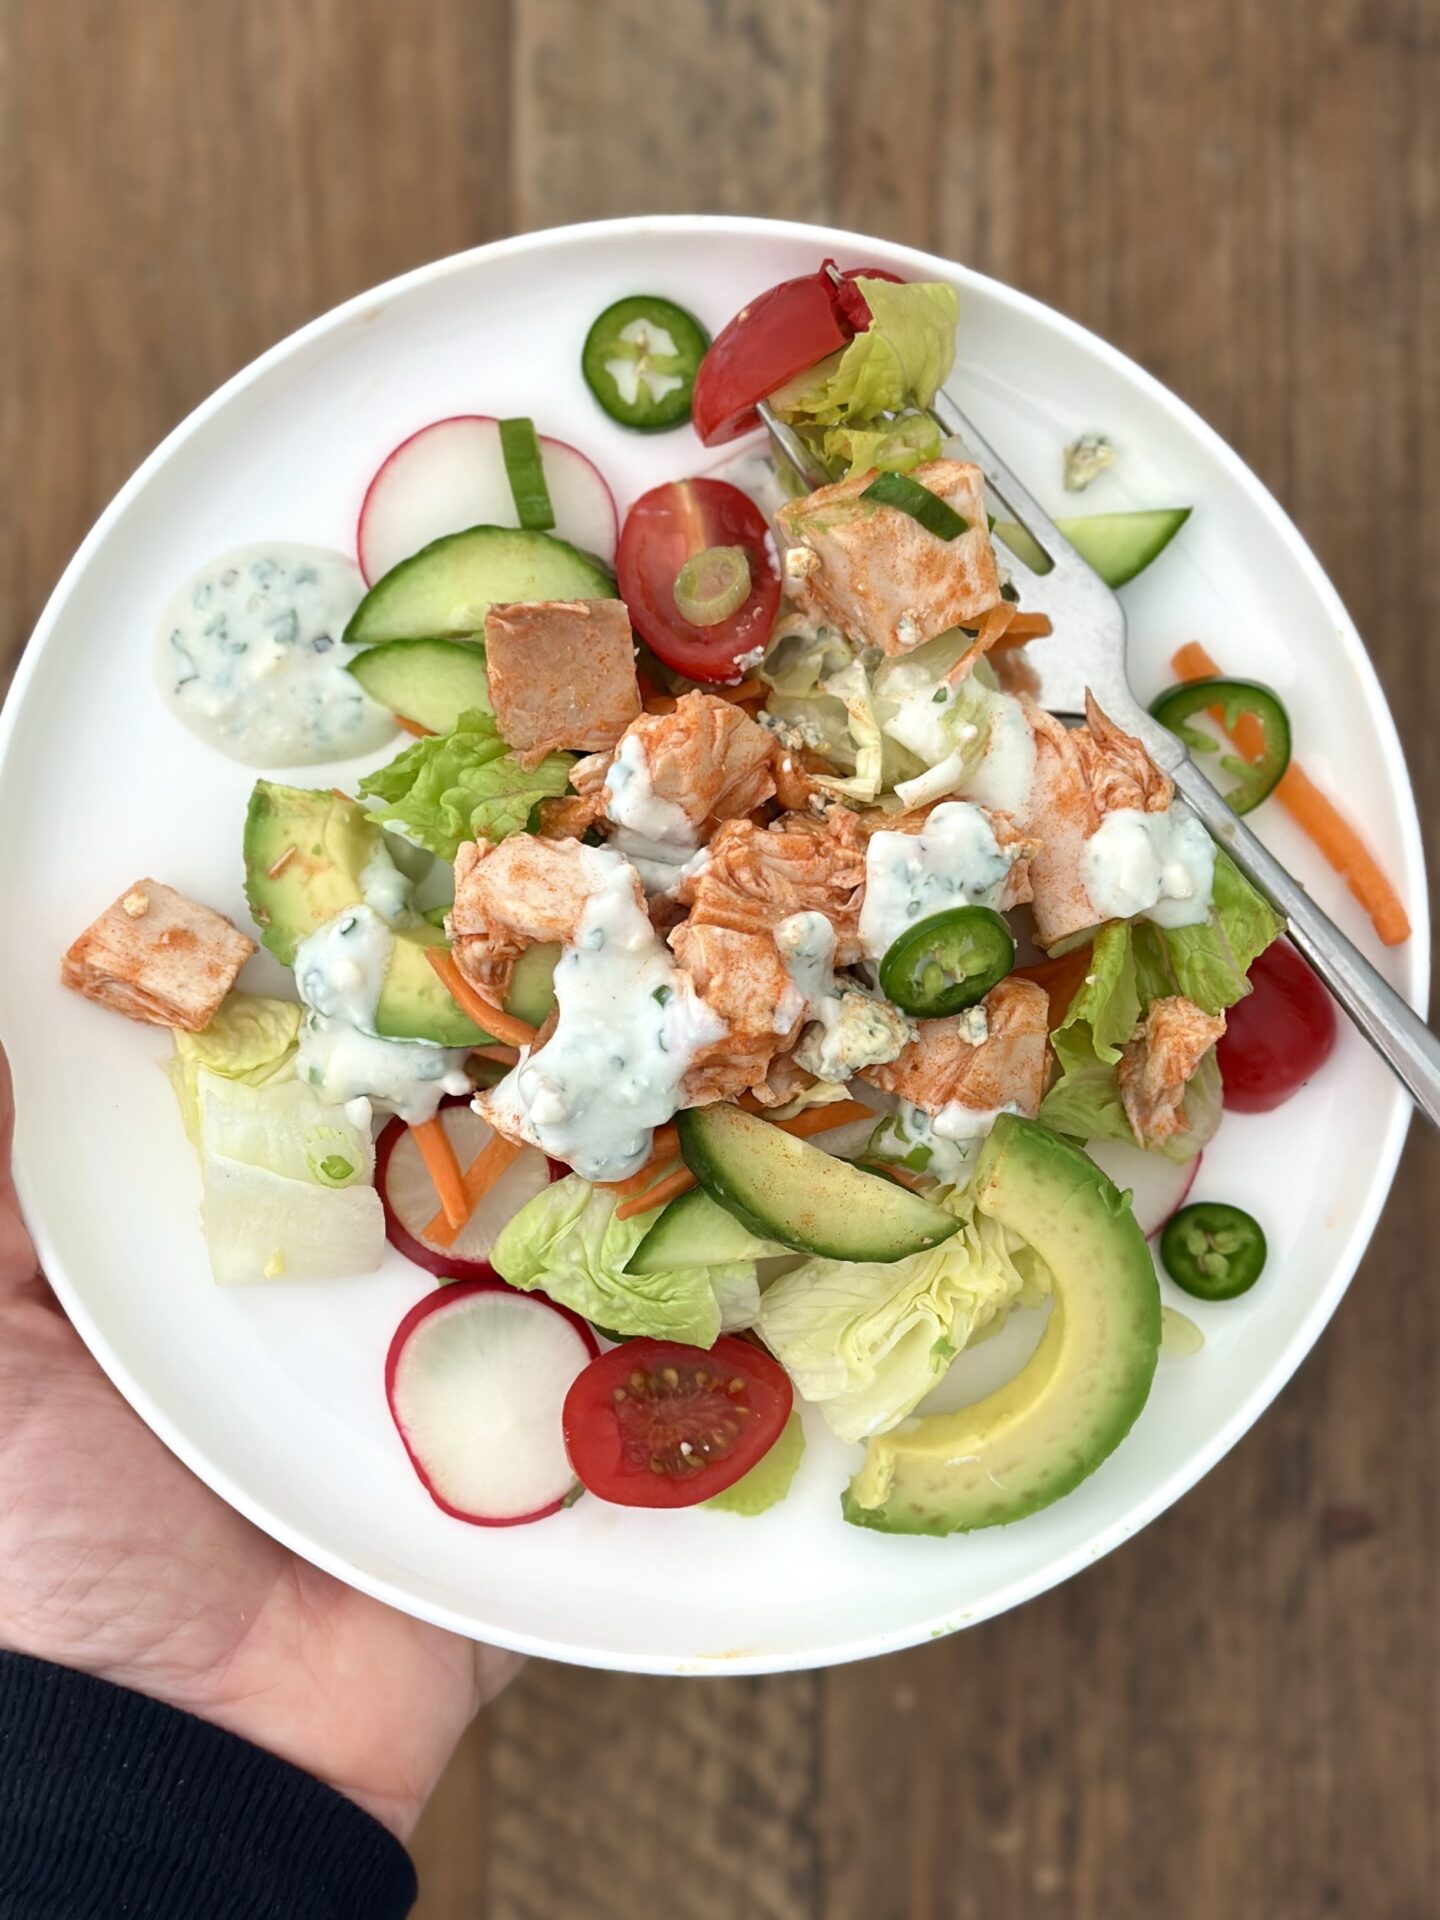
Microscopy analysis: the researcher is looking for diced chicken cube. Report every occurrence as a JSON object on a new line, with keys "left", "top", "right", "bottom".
{"left": 484, "top": 598, "right": 641, "bottom": 770}
{"left": 679, "top": 808, "right": 869, "bottom": 962}
{"left": 61, "top": 880, "right": 256, "bottom": 1032}
{"left": 1117, "top": 995, "right": 1225, "bottom": 1147}
{"left": 669, "top": 921, "right": 805, "bottom": 1106}
{"left": 450, "top": 835, "right": 628, "bottom": 1003}
{"left": 860, "top": 977, "right": 1051, "bottom": 1117}
{"left": 776, "top": 459, "right": 1001, "bottom": 656}
{"left": 601, "top": 693, "right": 776, "bottom": 840}
{"left": 1023, "top": 692, "right": 1175, "bottom": 948}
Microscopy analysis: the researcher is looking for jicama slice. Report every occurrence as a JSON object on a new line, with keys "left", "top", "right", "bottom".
{"left": 376, "top": 1099, "right": 550, "bottom": 1281}
{"left": 357, "top": 415, "right": 618, "bottom": 581}
{"left": 385, "top": 1281, "right": 598, "bottom": 1525}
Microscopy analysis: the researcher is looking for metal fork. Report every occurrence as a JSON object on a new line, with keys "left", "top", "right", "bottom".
{"left": 758, "top": 392, "right": 1440, "bottom": 1126}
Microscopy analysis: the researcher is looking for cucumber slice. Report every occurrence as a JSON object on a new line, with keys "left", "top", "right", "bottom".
{"left": 344, "top": 526, "right": 616, "bottom": 646}
{"left": 677, "top": 1105, "right": 958, "bottom": 1264}
{"left": 626, "top": 1184, "right": 777, "bottom": 1275}
{"left": 994, "top": 507, "right": 1190, "bottom": 588}
{"left": 347, "top": 638, "right": 492, "bottom": 731}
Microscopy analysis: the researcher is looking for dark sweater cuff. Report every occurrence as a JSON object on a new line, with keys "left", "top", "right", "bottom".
{"left": 0, "top": 1652, "right": 416, "bottom": 1918}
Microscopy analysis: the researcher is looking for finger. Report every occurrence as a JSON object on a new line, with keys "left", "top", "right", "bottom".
{"left": 0, "top": 1044, "right": 40, "bottom": 1290}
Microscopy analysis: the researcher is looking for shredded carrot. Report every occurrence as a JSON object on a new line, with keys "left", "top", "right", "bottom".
{"left": 715, "top": 677, "right": 767, "bottom": 704}
{"left": 991, "top": 611, "right": 1053, "bottom": 650}
{"left": 470, "top": 1044, "right": 520, "bottom": 1067}
{"left": 600, "top": 1125, "right": 681, "bottom": 1196}
{"left": 425, "top": 948, "right": 539, "bottom": 1047}
{"left": 870, "top": 1162, "right": 929, "bottom": 1192}
{"left": 947, "top": 599, "right": 1016, "bottom": 683}
{"left": 1169, "top": 642, "right": 1411, "bottom": 946}
{"left": 395, "top": 714, "right": 433, "bottom": 737}
{"left": 1015, "top": 943, "right": 1095, "bottom": 1027}
{"left": 615, "top": 1166, "right": 697, "bottom": 1220}
{"left": 643, "top": 694, "right": 679, "bottom": 715}
{"left": 409, "top": 1117, "right": 469, "bottom": 1232}
{"left": 423, "top": 1133, "right": 525, "bottom": 1247}
{"left": 771, "top": 1098, "right": 872, "bottom": 1139}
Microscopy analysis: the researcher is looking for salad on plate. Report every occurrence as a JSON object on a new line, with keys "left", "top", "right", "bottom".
{"left": 62, "top": 259, "right": 1408, "bottom": 1538}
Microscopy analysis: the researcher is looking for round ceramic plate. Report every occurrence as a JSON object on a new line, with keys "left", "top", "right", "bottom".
{"left": 0, "top": 218, "right": 1426, "bottom": 1675}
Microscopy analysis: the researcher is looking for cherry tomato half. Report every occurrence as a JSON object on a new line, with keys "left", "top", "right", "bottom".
{"left": 691, "top": 261, "right": 905, "bottom": 445}
{"left": 617, "top": 477, "right": 780, "bottom": 682}
{"left": 1217, "top": 939, "right": 1338, "bottom": 1112}
{"left": 562, "top": 1335, "right": 793, "bottom": 1508}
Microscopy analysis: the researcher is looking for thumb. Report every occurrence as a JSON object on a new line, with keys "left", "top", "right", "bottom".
{"left": 0, "top": 1045, "right": 40, "bottom": 1290}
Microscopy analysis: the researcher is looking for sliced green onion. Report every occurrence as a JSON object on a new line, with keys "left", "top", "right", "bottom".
{"left": 861, "top": 471, "right": 968, "bottom": 540}
{"left": 673, "top": 545, "right": 751, "bottom": 626}
{"left": 498, "top": 417, "right": 555, "bottom": 532}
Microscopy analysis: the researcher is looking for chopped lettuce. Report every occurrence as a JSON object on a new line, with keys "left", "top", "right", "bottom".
{"left": 1038, "top": 855, "right": 1279, "bottom": 1160}
{"left": 168, "top": 993, "right": 301, "bottom": 1146}
{"left": 704, "top": 1413, "right": 806, "bottom": 1516}
{"left": 358, "top": 709, "right": 572, "bottom": 862}
{"left": 195, "top": 1073, "right": 374, "bottom": 1188}
{"left": 490, "top": 1175, "right": 766, "bottom": 1349}
{"left": 769, "top": 279, "right": 960, "bottom": 429}
{"left": 755, "top": 1185, "right": 1051, "bottom": 1443}
{"left": 818, "top": 411, "right": 943, "bottom": 481}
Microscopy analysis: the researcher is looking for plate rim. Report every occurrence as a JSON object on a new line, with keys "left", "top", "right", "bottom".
{"left": 1, "top": 213, "right": 1428, "bottom": 1675}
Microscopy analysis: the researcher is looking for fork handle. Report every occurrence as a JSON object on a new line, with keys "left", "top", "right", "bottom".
{"left": 1169, "top": 756, "right": 1440, "bottom": 1127}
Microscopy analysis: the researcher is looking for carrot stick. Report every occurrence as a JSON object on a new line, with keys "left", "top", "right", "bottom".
{"left": 409, "top": 1117, "right": 469, "bottom": 1232}
{"left": 394, "top": 714, "right": 433, "bottom": 737}
{"left": 991, "top": 611, "right": 1053, "bottom": 648}
{"left": 615, "top": 1166, "right": 697, "bottom": 1220}
{"left": 643, "top": 694, "right": 679, "bottom": 715}
{"left": 425, "top": 948, "right": 539, "bottom": 1047}
{"left": 470, "top": 1044, "right": 520, "bottom": 1067}
{"left": 1168, "top": 643, "right": 1411, "bottom": 946}
{"left": 947, "top": 599, "right": 1015, "bottom": 683}
{"left": 1015, "top": 944, "right": 1096, "bottom": 1028}
{"left": 771, "top": 1099, "right": 872, "bottom": 1139}
{"left": 715, "top": 677, "right": 767, "bottom": 703}
{"left": 423, "top": 1133, "right": 525, "bottom": 1247}
{"left": 600, "top": 1126, "right": 681, "bottom": 1195}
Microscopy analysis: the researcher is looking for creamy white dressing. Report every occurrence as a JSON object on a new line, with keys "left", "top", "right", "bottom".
{"left": 775, "top": 911, "right": 913, "bottom": 1080}
{"left": 1081, "top": 804, "right": 1215, "bottom": 929}
{"left": 859, "top": 802, "right": 1017, "bottom": 961}
{"left": 157, "top": 544, "right": 394, "bottom": 767}
{"left": 606, "top": 829, "right": 709, "bottom": 899}
{"left": 961, "top": 691, "right": 1036, "bottom": 817}
{"left": 359, "top": 841, "right": 417, "bottom": 925}
{"left": 871, "top": 1097, "right": 1017, "bottom": 1181}
{"left": 480, "top": 848, "right": 722, "bottom": 1182}
{"left": 293, "top": 907, "right": 471, "bottom": 1127}
{"left": 602, "top": 735, "right": 696, "bottom": 844}
{"left": 878, "top": 657, "right": 969, "bottom": 767}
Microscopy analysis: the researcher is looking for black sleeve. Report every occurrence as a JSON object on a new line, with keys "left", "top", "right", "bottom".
{"left": 0, "top": 1652, "right": 416, "bottom": 1918}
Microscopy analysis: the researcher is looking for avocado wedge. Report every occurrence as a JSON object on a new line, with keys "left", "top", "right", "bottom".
{"left": 843, "top": 1115, "right": 1161, "bottom": 1535}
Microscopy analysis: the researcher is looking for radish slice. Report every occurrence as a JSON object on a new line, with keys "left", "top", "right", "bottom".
{"left": 386, "top": 1281, "right": 598, "bottom": 1525}
{"left": 1085, "top": 1140, "right": 1202, "bottom": 1239}
{"left": 357, "top": 416, "right": 618, "bottom": 581}
{"left": 376, "top": 1099, "right": 551, "bottom": 1282}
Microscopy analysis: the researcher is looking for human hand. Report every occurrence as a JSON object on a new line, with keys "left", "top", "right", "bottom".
{"left": 0, "top": 1049, "right": 518, "bottom": 1841}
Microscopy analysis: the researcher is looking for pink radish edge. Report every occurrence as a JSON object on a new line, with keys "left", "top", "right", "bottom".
{"left": 385, "top": 1280, "right": 599, "bottom": 1528}
{"left": 1084, "top": 1139, "right": 1202, "bottom": 1240}
{"left": 355, "top": 414, "right": 619, "bottom": 583}
{"left": 375, "top": 1098, "right": 564, "bottom": 1283}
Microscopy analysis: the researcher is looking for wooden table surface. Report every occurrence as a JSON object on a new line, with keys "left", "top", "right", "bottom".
{"left": 3, "top": 2, "right": 1437, "bottom": 1914}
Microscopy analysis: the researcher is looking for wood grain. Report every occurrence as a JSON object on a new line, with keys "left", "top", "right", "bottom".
{"left": 1, "top": 2, "right": 1436, "bottom": 1916}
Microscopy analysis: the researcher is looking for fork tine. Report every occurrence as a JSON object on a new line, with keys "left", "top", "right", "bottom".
{"left": 929, "top": 389, "right": 1082, "bottom": 574}
{"left": 757, "top": 400, "right": 828, "bottom": 490}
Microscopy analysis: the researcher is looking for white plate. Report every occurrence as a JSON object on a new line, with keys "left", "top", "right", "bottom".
{"left": 0, "top": 217, "right": 1426, "bottom": 1675}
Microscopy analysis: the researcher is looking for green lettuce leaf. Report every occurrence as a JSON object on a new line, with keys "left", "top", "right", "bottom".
{"left": 818, "top": 411, "right": 942, "bottom": 480}
{"left": 358, "top": 709, "right": 572, "bottom": 862}
{"left": 755, "top": 1186, "right": 1051, "bottom": 1443}
{"left": 769, "top": 279, "right": 960, "bottom": 428}
{"left": 168, "top": 993, "right": 301, "bottom": 1146}
{"left": 1053, "top": 924, "right": 1140, "bottom": 1066}
{"left": 1158, "top": 851, "right": 1285, "bottom": 1015}
{"left": 490, "top": 1175, "right": 766, "bottom": 1348}
{"left": 194, "top": 1072, "right": 374, "bottom": 1188}
{"left": 704, "top": 1413, "right": 806, "bottom": 1516}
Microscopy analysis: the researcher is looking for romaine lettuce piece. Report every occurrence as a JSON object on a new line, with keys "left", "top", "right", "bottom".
{"left": 755, "top": 1186, "right": 1051, "bottom": 1443}
{"left": 168, "top": 993, "right": 301, "bottom": 1145}
{"left": 200, "top": 1155, "right": 384, "bottom": 1284}
{"left": 358, "top": 709, "right": 571, "bottom": 862}
{"left": 819, "top": 411, "right": 943, "bottom": 481}
{"left": 704, "top": 1412, "right": 806, "bottom": 1516}
{"left": 769, "top": 279, "right": 960, "bottom": 428}
{"left": 195, "top": 1072, "right": 374, "bottom": 1189}
{"left": 490, "top": 1175, "right": 765, "bottom": 1349}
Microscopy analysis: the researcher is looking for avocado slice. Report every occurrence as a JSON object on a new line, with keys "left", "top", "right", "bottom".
{"left": 242, "top": 781, "right": 489, "bottom": 1049}
{"left": 843, "top": 1115, "right": 1160, "bottom": 1535}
